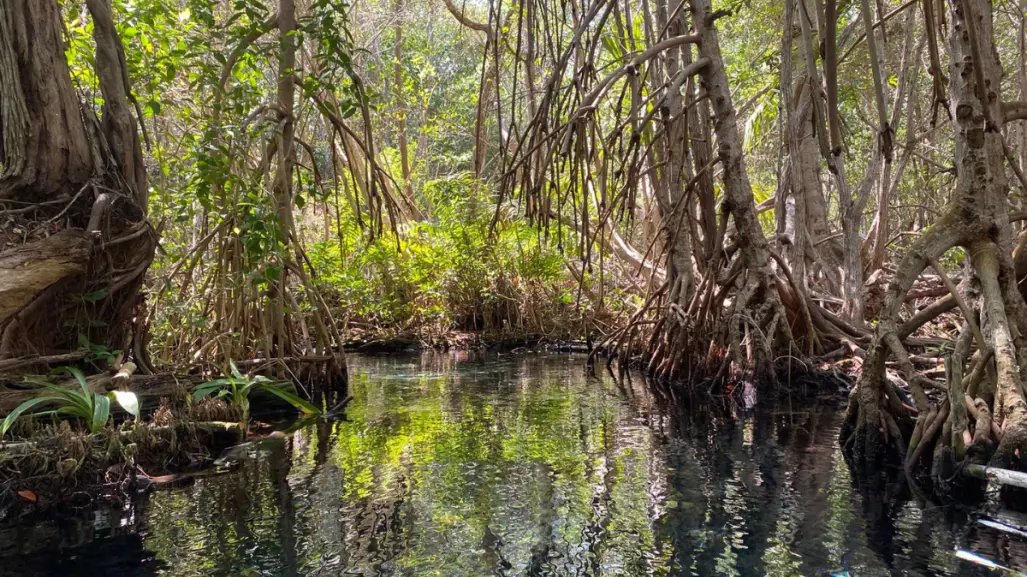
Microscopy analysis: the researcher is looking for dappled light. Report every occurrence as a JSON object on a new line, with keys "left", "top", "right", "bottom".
{"left": 5, "top": 0, "right": 1027, "bottom": 571}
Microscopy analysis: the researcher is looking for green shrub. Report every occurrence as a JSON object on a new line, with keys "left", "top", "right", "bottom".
{"left": 192, "top": 361, "right": 321, "bottom": 423}
{"left": 309, "top": 173, "right": 571, "bottom": 336}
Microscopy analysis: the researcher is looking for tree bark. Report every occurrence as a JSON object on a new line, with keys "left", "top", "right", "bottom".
{"left": 654, "top": 0, "right": 694, "bottom": 307}
{"left": 690, "top": 0, "right": 794, "bottom": 379}
{"left": 0, "top": 232, "right": 90, "bottom": 325}
{"left": 843, "top": 0, "right": 1027, "bottom": 482}
{"left": 0, "top": 0, "right": 93, "bottom": 199}
{"left": 0, "top": 0, "right": 155, "bottom": 362}
{"left": 271, "top": 0, "right": 299, "bottom": 359}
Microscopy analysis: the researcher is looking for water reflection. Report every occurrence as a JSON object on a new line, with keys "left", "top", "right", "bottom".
{"left": 1, "top": 352, "right": 1023, "bottom": 576}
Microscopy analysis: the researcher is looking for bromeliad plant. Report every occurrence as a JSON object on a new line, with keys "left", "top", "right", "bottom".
{"left": 1, "top": 367, "right": 140, "bottom": 437}
{"left": 192, "top": 361, "right": 321, "bottom": 424}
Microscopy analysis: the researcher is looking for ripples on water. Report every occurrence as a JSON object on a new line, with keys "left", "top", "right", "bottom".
{"left": 1, "top": 352, "right": 1024, "bottom": 576}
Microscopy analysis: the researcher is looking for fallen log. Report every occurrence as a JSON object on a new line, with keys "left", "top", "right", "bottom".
{"left": 0, "top": 352, "right": 89, "bottom": 372}
{"left": 0, "top": 231, "right": 90, "bottom": 326}
{"left": 0, "top": 372, "right": 204, "bottom": 413}
{"left": 964, "top": 464, "right": 1027, "bottom": 489}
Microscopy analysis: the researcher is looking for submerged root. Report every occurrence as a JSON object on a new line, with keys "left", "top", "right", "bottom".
{"left": 843, "top": 236, "right": 1027, "bottom": 502}
{"left": 842, "top": 340, "right": 914, "bottom": 472}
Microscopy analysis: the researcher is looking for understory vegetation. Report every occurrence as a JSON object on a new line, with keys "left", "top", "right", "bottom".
{"left": 300, "top": 173, "right": 595, "bottom": 342}
{"left": 4, "top": 0, "right": 1027, "bottom": 508}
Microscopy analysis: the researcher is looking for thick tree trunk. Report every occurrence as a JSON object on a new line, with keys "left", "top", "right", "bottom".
{"left": 0, "top": 0, "right": 155, "bottom": 364}
{"left": 0, "top": 0, "right": 93, "bottom": 199}
{"left": 689, "top": 0, "right": 795, "bottom": 379}
{"left": 0, "top": 232, "right": 91, "bottom": 325}
{"left": 86, "top": 0, "right": 148, "bottom": 208}
{"left": 842, "top": 0, "right": 1027, "bottom": 484}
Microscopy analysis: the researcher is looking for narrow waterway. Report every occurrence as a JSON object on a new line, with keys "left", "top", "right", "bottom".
{"left": 1, "top": 352, "right": 1023, "bottom": 576}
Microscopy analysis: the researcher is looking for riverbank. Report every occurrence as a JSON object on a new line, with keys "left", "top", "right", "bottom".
{"left": 343, "top": 327, "right": 591, "bottom": 353}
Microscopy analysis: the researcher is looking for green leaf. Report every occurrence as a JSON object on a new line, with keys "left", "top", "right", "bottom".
{"left": 258, "top": 383, "right": 321, "bottom": 416}
{"left": 56, "top": 406, "right": 89, "bottom": 419}
{"left": 110, "top": 391, "right": 140, "bottom": 419}
{"left": 35, "top": 381, "right": 91, "bottom": 415}
{"left": 229, "top": 361, "right": 244, "bottom": 380}
{"left": 193, "top": 380, "right": 231, "bottom": 400}
{"left": 90, "top": 394, "right": 110, "bottom": 433}
{"left": 82, "top": 289, "right": 107, "bottom": 303}
{"left": 54, "top": 366, "right": 90, "bottom": 397}
{"left": 1, "top": 397, "right": 61, "bottom": 436}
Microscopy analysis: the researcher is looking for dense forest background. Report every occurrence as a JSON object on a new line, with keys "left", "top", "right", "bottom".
{"left": 4, "top": 0, "right": 1027, "bottom": 486}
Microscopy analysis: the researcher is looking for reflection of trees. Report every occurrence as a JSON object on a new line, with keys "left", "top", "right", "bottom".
{"left": 786, "top": 405, "right": 849, "bottom": 574}
{"left": 325, "top": 353, "right": 672, "bottom": 576}
{"left": 650, "top": 395, "right": 963, "bottom": 577}
{"left": 654, "top": 394, "right": 724, "bottom": 575}
{"left": 267, "top": 435, "right": 299, "bottom": 577}
{"left": 289, "top": 419, "right": 347, "bottom": 574}
{"left": 28, "top": 353, "right": 1014, "bottom": 576}
{"left": 142, "top": 356, "right": 868, "bottom": 576}
{"left": 0, "top": 502, "right": 159, "bottom": 576}
{"left": 964, "top": 513, "right": 1027, "bottom": 574}
{"left": 139, "top": 441, "right": 296, "bottom": 575}
{"left": 847, "top": 471, "right": 907, "bottom": 574}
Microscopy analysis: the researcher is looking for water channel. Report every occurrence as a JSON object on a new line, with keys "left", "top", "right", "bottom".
{"left": 1, "top": 352, "right": 1024, "bottom": 576}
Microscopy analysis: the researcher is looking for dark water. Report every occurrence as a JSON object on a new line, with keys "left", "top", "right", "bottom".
{"left": 2, "top": 352, "right": 1025, "bottom": 576}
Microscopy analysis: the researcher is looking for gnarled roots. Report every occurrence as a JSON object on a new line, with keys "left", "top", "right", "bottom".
{"left": 843, "top": 234, "right": 1027, "bottom": 495}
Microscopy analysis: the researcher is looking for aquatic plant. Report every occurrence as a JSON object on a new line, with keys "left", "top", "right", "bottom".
{"left": 192, "top": 362, "right": 321, "bottom": 424}
{"left": 1, "top": 367, "right": 140, "bottom": 437}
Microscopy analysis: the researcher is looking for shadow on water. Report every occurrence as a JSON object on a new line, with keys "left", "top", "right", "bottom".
{"left": 1, "top": 351, "right": 1025, "bottom": 576}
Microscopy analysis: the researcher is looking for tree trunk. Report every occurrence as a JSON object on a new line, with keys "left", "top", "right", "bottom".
{"left": 441, "top": 0, "right": 496, "bottom": 178}
{"left": 393, "top": 0, "right": 417, "bottom": 212}
{"left": 825, "top": 0, "right": 868, "bottom": 323}
{"left": 842, "top": 0, "right": 1027, "bottom": 483}
{"left": 868, "top": 10, "right": 917, "bottom": 274}
{"left": 272, "top": 0, "right": 298, "bottom": 359}
{"left": 0, "top": 0, "right": 155, "bottom": 365}
{"left": 654, "top": 0, "right": 694, "bottom": 308}
{"left": 781, "top": 0, "right": 841, "bottom": 293}
{"left": 690, "top": 0, "right": 795, "bottom": 380}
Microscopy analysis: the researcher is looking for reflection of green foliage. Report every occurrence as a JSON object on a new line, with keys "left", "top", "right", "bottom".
{"left": 134, "top": 356, "right": 966, "bottom": 576}
{"left": 143, "top": 355, "right": 662, "bottom": 575}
